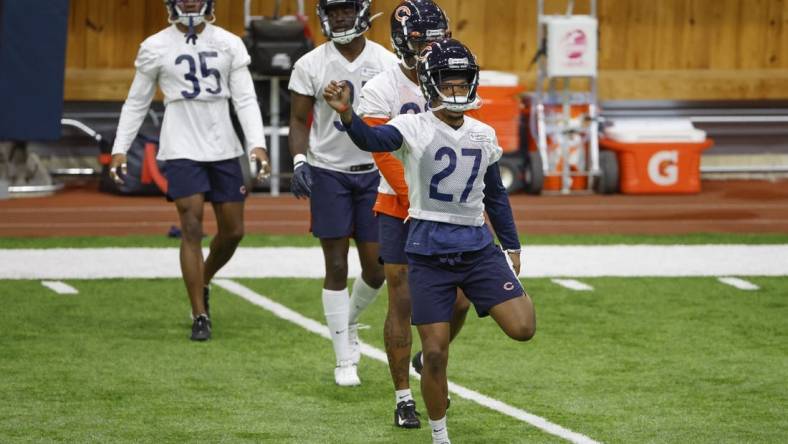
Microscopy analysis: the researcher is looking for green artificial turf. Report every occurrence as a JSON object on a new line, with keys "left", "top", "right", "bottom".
{"left": 1, "top": 232, "right": 787, "bottom": 249}
{"left": 2, "top": 276, "right": 786, "bottom": 443}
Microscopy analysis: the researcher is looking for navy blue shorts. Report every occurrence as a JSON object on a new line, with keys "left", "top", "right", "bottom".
{"left": 309, "top": 166, "right": 379, "bottom": 242}
{"left": 378, "top": 213, "right": 409, "bottom": 265}
{"left": 164, "top": 157, "right": 246, "bottom": 202}
{"left": 407, "top": 243, "right": 525, "bottom": 325}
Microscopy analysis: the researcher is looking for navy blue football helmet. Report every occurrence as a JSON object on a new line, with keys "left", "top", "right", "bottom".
{"left": 317, "top": 0, "right": 380, "bottom": 45}
{"left": 164, "top": 0, "right": 215, "bottom": 44}
{"left": 390, "top": 0, "right": 451, "bottom": 69}
{"left": 418, "top": 39, "right": 480, "bottom": 112}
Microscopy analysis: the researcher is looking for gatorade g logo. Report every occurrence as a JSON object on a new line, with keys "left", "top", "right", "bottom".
{"left": 648, "top": 150, "right": 679, "bottom": 186}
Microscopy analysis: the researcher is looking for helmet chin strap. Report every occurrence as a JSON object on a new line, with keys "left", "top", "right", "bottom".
{"left": 330, "top": 11, "right": 382, "bottom": 45}
{"left": 429, "top": 94, "right": 482, "bottom": 113}
{"left": 331, "top": 31, "right": 357, "bottom": 45}
{"left": 175, "top": 4, "right": 207, "bottom": 44}
{"left": 185, "top": 16, "right": 199, "bottom": 44}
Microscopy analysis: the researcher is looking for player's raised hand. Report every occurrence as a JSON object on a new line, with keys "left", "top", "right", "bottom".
{"left": 109, "top": 153, "right": 128, "bottom": 185}
{"left": 250, "top": 147, "right": 271, "bottom": 182}
{"left": 323, "top": 80, "right": 352, "bottom": 116}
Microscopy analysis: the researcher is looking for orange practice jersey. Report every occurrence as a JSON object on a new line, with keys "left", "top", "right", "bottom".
{"left": 364, "top": 116, "right": 410, "bottom": 220}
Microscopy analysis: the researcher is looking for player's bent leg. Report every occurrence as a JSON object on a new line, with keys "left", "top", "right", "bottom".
{"left": 204, "top": 201, "right": 245, "bottom": 284}
{"left": 489, "top": 293, "right": 536, "bottom": 342}
{"left": 355, "top": 241, "right": 386, "bottom": 289}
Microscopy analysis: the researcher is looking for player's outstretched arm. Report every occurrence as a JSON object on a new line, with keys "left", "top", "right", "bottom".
{"left": 323, "top": 81, "right": 404, "bottom": 153}
{"left": 483, "top": 163, "right": 522, "bottom": 274}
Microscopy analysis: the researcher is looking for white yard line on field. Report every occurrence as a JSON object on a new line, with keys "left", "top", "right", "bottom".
{"left": 214, "top": 279, "right": 600, "bottom": 444}
{"left": 552, "top": 279, "right": 594, "bottom": 291}
{"left": 717, "top": 277, "right": 760, "bottom": 291}
{"left": 1, "top": 245, "right": 787, "bottom": 280}
{"left": 40, "top": 281, "right": 78, "bottom": 294}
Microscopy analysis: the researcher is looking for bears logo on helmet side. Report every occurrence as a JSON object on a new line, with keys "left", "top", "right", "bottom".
{"left": 164, "top": 0, "right": 216, "bottom": 44}
{"left": 390, "top": 0, "right": 450, "bottom": 69}
{"left": 417, "top": 39, "right": 481, "bottom": 113}
{"left": 317, "top": 0, "right": 381, "bottom": 45}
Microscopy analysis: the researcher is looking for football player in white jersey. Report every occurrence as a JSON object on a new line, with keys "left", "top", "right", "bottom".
{"left": 356, "top": 0, "right": 470, "bottom": 429}
{"left": 325, "top": 39, "right": 536, "bottom": 444}
{"left": 110, "top": 0, "right": 269, "bottom": 341}
{"left": 287, "top": 0, "right": 398, "bottom": 387}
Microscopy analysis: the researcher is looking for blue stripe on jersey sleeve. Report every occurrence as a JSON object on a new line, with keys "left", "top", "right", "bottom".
{"left": 343, "top": 112, "right": 404, "bottom": 152}
{"left": 483, "top": 162, "right": 521, "bottom": 251}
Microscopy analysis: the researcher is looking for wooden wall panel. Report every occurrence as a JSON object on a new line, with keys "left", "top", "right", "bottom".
{"left": 64, "top": 0, "right": 788, "bottom": 100}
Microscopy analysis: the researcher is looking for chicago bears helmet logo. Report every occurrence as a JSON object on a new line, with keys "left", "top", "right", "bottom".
{"left": 420, "top": 42, "right": 436, "bottom": 59}
{"left": 503, "top": 282, "right": 515, "bottom": 291}
{"left": 395, "top": 5, "right": 411, "bottom": 24}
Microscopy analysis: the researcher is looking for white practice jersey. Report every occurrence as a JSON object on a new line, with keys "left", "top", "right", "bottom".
{"left": 388, "top": 112, "right": 502, "bottom": 226}
{"left": 289, "top": 39, "right": 398, "bottom": 172}
{"left": 357, "top": 64, "right": 427, "bottom": 194}
{"left": 112, "top": 24, "right": 266, "bottom": 161}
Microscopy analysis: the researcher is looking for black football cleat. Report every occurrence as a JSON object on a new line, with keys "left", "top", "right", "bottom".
{"left": 190, "top": 314, "right": 211, "bottom": 341}
{"left": 394, "top": 400, "right": 421, "bottom": 429}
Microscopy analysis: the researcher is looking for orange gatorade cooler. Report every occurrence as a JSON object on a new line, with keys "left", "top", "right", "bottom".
{"left": 600, "top": 119, "right": 714, "bottom": 194}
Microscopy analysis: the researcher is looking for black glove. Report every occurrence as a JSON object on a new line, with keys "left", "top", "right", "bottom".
{"left": 291, "top": 159, "right": 313, "bottom": 198}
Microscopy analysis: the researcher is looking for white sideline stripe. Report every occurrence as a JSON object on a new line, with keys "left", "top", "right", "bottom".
{"left": 1, "top": 245, "right": 787, "bottom": 280}
{"left": 552, "top": 279, "right": 594, "bottom": 291}
{"left": 214, "top": 279, "right": 599, "bottom": 444}
{"left": 41, "top": 281, "right": 78, "bottom": 294}
{"left": 718, "top": 277, "right": 760, "bottom": 291}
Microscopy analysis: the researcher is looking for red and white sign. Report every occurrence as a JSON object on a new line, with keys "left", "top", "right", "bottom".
{"left": 545, "top": 16, "right": 598, "bottom": 78}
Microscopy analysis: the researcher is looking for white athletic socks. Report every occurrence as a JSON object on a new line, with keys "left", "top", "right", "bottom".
{"left": 429, "top": 416, "right": 450, "bottom": 444}
{"left": 395, "top": 388, "right": 414, "bottom": 405}
{"left": 349, "top": 276, "right": 381, "bottom": 324}
{"left": 322, "top": 288, "right": 351, "bottom": 364}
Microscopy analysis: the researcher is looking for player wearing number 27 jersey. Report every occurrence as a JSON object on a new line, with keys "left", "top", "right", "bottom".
{"left": 325, "top": 38, "right": 536, "bottom": 444}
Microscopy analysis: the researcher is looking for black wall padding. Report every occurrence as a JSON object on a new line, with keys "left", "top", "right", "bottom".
{"left": 0, "top": 0, "right": 70, "bottom": 141}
